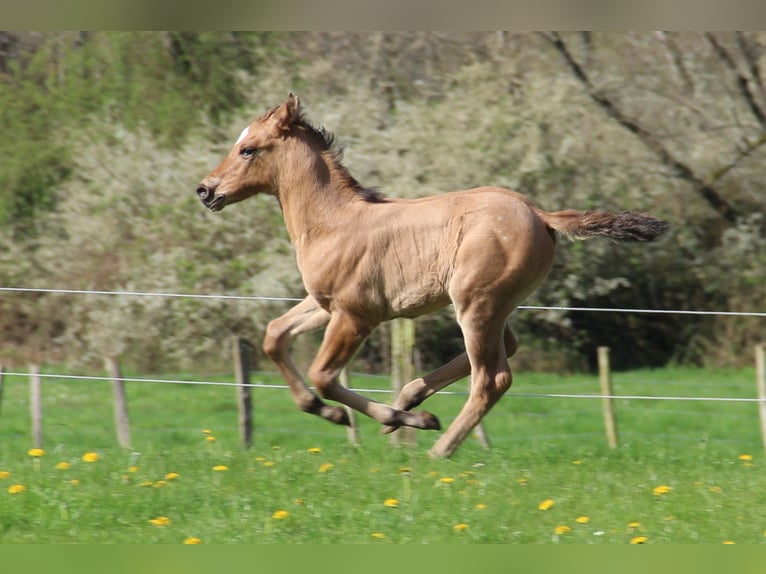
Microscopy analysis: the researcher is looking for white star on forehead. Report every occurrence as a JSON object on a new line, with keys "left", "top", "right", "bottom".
{"left": 235, "top": 126, "right": 249, "bottom": 145}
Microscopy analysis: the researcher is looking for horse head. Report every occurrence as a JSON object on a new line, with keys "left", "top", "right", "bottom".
{"left": 196, "top": 93, "right": 301, "bottom": 211}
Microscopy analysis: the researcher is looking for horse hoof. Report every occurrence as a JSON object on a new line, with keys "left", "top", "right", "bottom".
{"left": 418, "top": 411, "right": 441, "bottom": 431}
{"left": 321, "top": 405, "right": 351, "bottom": 426}
{"left": 403, "top": 410, "right": 440, "bottom": 431}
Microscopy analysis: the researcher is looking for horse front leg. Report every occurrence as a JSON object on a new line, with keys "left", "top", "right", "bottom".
{"left": 262, "top": 296, "right": 349, "bottom": 426}
{"left": 307, "top": 312, "right": 441, "bottom": 431}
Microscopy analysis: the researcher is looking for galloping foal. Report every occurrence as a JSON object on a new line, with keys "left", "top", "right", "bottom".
{"left": 196, "top": 93, "right": 668, "bottom": 458}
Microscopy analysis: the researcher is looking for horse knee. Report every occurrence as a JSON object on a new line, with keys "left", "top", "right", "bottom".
{"left": 262, "top": 321, "right": 287, "bottom": 361}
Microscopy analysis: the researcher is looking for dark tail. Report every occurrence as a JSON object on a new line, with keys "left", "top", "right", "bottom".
{"left": 538, "top": 209, "right": 669, "bottom": 242}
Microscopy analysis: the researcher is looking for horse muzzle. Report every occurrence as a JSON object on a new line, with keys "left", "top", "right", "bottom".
{"left": 196, "top": 184, "right": 226, "bottom": 212}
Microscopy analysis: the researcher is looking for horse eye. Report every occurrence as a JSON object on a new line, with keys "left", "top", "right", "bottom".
{"left": 240, "top": 147, "right": 258, "bottom": 158}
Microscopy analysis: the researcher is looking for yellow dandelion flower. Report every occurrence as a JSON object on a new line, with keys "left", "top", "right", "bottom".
{"left": 475, "top": 503, "right": 487, "bottom": 510}
{"left": 538, "top": 499, "right": 555, "bottom": 511}
{"left": 154, "top": 480, "right": 167, "bottom": 488}
{"left": 69, "top": 479, "right": 80, "bottom": 486}
{"left": 652, "top": 485, "right": 672, "bottom": 496}
{"left": 383, "top": 498, "right": 400, "bottom": 508}
{"left": 165, "top": 472, "right": 180, "bottom": 480}
{"left": 0, "top": 471, "right": 10, "bottom": 479}
{"left": 272, "top": 510, "right": 289, "bottom": 520}
{"left": 205, "top": 436, "right": 216, "bottom": 443}
{"left": 183, "top": 537, "right": 202, "bottom": 544}
{"left": 27, "top": 448, "right": 44, "bottom": 457}
{"left": 517, "top": 478, "right": 528, "bottom": 485}
{"left": 630, "top": 536, "right": 648, "bottom": 544}
{"left": 722, "top": 540, "right": 736, "bottom": 544}
{"left": 709, "top": 485, "right": 722, "bottom": 493}
{"left": 453, "top": 523, "right": 469, "bottom": 532}
{"left": 212, "top": 465, "right": 229, "bottom": 472}
{"left": 55, "top": 462, "right": 71, "bottom": 470}
{"left": 128, "top": 466, "right": 139, "bottom": 473}
{"left": 82, "top": 452, "right": 99, "bottom": 463}
{"left": 139, "top": 480, "right": 154, "bottom": 487}
{"left": 554, "top": 525, "right": 571, "bottom": 535}
{"left": 575, "top": 516, "right": 590, "bottom": 524}
{"left": 738, "top": 454, "right": 753, "bottom": 461}
{"left": 262, "top": 461, "right": 275, "bottom": 467}
{"left": 149, "top": 516, "right": 171, "bottom": 527}
{"left": 371, "top": 532, "right": 386, "bottom": 539}
{"left": 8, "top": 484, "right": 26, "bottom": 494}
{"left": 628, "top": 521, "right": 642, "bottom": 529}
{"left": 318, "top": 463, "right": 334, "bottom": 473}
{"left": 255, "top": 456, "right": 266, "bottom": 462}
{"left": 201, "top": 429, "right": 213, "bottom": 435}
{"left": 399, "top": 467, "right": 412, "bottom": 474}
{"left": 307, "top": 447, "right": 321, "bottom": 454}
{"left": 439, "top": 477, "right": 455, "bottom": 484}
{"left": 572, "top": 460, "right": 582, "bottom": 465}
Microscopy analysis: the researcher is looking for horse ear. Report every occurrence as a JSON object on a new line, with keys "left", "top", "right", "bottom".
{"left": 273, "top": 92, "right": 301, "bottom": 132}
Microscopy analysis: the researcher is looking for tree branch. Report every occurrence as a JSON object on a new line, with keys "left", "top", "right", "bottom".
{"left": 735, "top": 32, "right": 766, "bottom": 100}
{"left": 542, "top": 32, "right": 738, "bottom": 224}
{"left": 705, "top": 32, "right": 766, "bottom": 130}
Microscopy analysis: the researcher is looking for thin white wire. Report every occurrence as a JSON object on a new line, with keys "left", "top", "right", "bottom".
{"left": 0, "top": 286, "right": 299, "bottom": 302}
{"left": 4, "top": 371, "right": 763, "bottom": 403}
{"left": 1, "top": 286, "right": 765, "bottom": 317}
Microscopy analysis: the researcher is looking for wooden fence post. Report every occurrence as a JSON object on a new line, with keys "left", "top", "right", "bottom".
{"left": 29, "top": 364, "right": 42, "bottom": 449}
{"left": 339, "top": 368, "right": 360, "bottom": 446}
{"left": 105, "top": 356, "right": 132, "bottom": 449}
{"left": 233, "top": 337, "right": 253, "bottom": 450}
{"left": 756, "top": 344, "right": 766, "bottom": 457}
{"left": 390, "top": 318, "right": 417, "bottom": 446}
{"left": 597, "top": 346, "right": 619, "bottom": 449}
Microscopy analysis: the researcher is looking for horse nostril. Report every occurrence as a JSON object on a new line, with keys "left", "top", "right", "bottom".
{"left": 196, "top": 185, "right": 211, "bottom": 202}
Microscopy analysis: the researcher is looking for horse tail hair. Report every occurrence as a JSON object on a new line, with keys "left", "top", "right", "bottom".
{"left": 538, "top": 209, "right": 669, "bottom": 242}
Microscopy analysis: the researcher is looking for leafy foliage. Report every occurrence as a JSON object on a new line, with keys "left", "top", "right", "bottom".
{"left": 1, "top": 31, "right": 764, "bottom": 372}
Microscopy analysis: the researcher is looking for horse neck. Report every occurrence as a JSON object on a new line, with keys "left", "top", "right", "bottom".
{"left": 276, "top": 140, "right": 361, "bottom": 242}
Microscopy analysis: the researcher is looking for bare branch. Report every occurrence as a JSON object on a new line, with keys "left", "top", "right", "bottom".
{"left": 735, "top": 31, "right": 766, "bottom": 101}
{"left": 542, "top": 32, "right": 739, "bottom": 224}
{"left": 705, "top": 32, "right": 766, "bottom": 130}
{"left": 654, "top": 31, "right": 695, "bottom": 95}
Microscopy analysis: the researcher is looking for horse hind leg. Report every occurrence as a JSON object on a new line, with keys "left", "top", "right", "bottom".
{"left": 262, "top": 296, "right": 349, "bottom": 426}
{"left": 428, "top": 313, "right": 514, "bottom": 458}
{"left": 381, "top": 325, "right": 517, "bottom": 435}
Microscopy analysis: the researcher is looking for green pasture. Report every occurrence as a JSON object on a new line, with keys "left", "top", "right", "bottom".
{"left": 0, "top": 366, "right": 765, "bottom": 544}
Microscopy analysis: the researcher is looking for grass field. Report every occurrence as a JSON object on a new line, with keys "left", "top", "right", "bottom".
{"left": 1, "top": 366, "right": 765, "bottom": 543}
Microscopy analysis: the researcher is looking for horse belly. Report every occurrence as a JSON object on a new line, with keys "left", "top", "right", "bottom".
{"left": 390, "top": 284, "right": 451, "bottom": 318}
{"left": 385, "top": 244, "right": 454, "bottom": 319}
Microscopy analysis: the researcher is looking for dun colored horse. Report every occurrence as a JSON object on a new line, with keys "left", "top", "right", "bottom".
{"left": 196, "top": 93, "right": 668, "bottom": 458}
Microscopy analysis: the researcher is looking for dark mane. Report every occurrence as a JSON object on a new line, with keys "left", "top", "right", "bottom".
{"left": 295, "top": 114, "right": 387, "bottom": 203}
